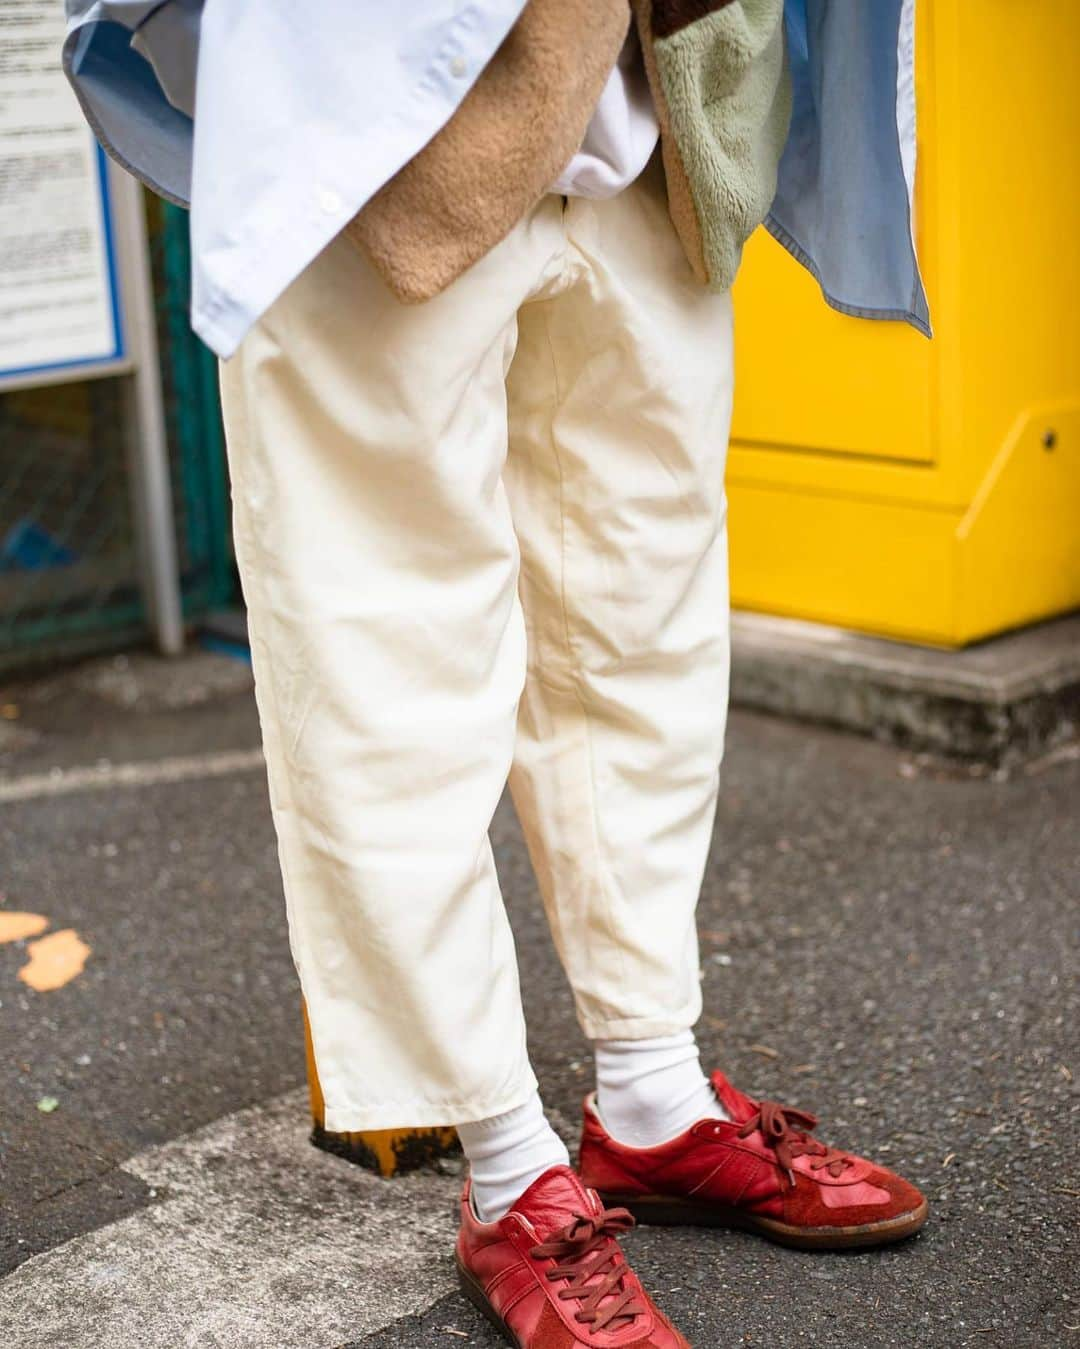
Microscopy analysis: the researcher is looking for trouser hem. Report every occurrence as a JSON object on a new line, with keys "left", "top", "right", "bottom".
{"left": 321, "top": 1069, "right": 539, "bottom": 1134}
{"left": 580, "top": 1008, "right": 702, "bottom": 1042}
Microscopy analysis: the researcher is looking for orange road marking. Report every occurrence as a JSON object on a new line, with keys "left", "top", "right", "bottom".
{"left": 0, "top": 912, "right": 49, "bottom": 943}
{"left": 18, "top": 929, "right": 91, "bottom": 991}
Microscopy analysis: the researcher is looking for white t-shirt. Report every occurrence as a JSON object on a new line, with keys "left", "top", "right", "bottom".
{"left": 550, "top": 28, "right": 660, "bottom": 200}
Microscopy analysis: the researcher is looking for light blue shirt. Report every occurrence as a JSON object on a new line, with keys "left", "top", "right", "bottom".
{"left": 63, "top": 0, "right": 930, "bottom": 358}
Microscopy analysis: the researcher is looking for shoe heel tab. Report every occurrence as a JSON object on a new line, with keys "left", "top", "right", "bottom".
{"left": 580, "top": 1097, "right": 610, "bottom": 1152}
{"left": 460, "top": 1174, "right": 479, "bottom": 1221}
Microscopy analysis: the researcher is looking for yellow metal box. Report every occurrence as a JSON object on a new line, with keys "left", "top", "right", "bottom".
{"left": 727, "top": 0, "right": 1080, "bottom": 647}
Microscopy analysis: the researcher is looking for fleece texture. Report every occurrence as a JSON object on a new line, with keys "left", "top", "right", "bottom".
{"left": 635, "top": 0, "right": 791, "bottom": 292}
{"left": 347, "top": 0, "right": 630, "bottom": 303}
{"left": 347, "top": 0, "right": 790, "bottom": 304}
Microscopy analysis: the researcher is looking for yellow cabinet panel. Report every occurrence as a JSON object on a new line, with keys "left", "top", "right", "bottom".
{"left": 732, "top": 232, "right": 935, "bottom": 466}
{"left": 726, "top": 0, "right": 1080, "bottom": 647}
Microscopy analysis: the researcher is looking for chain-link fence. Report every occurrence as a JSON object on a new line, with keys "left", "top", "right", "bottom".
{"left": 0, "top": 198, "right": 234, "bottom": 674}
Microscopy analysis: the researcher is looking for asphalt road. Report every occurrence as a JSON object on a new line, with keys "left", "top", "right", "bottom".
{"left": 0, "top": 649, "right": 1076, "bottom": 1347}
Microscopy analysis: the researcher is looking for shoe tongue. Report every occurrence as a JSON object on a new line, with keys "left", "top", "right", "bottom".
{"left": 513, "top": 1165, "right": 600, "bottom": 1240}
{"left": 710, "top": 1071, "right": 758, "bottom": 1125}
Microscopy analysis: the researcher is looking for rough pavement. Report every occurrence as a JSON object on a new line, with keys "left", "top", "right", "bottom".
{"left": 0, "top": 649, "right": 1076, "bottom": 1347}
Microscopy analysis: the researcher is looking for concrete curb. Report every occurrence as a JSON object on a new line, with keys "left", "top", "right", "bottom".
{"left": 730, "top": 611, "right": 1080, "bottom": 769}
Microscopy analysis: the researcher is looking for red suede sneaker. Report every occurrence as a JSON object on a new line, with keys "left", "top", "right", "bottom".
{"left": 455, "top": 1164, "right": 690, "bottom": 1348}
{"left": 579, "top": 1072, "right": 928, "bottom": 1251}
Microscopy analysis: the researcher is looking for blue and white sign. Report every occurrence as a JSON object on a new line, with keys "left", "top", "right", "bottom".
{"left": 0, "top": 1, "right": 125, "bottom": 386}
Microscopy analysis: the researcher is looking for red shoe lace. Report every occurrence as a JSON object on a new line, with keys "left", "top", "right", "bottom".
{"left": 530, "top": 1207, "right": 646, "bottom": 1333}
{"left": 738, "top": 1100, "right": 854, "bottom": 1188}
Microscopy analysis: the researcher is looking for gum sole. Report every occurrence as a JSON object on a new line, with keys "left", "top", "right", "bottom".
{"left": 457, "top": 1257, "right": 518, "bottom": 1347}
{"left": 598, "top": 1193, "right": 930, "bottom": 1251}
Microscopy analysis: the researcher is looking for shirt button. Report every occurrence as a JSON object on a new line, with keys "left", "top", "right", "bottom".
{"left": 449, "top": 55, "right": 468, "bottom": 78}
{"left": 318, "top": 188, "right": 342, "bottom": 215}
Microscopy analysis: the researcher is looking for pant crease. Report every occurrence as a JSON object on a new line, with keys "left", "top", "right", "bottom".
{"left": 536, "top": 300, "right": 635, "bottom": 1021}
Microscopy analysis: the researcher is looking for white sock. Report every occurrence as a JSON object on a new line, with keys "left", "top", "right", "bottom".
{"left": 593, "top": 1029, "right": 730, "bottom": 1148}
{"left": 457, "top": 1093, "right": 570, "bottom": 1223}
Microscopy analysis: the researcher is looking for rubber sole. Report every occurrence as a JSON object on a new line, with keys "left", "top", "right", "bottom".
{"left": 597, "top": 1192, "right": 930, "bottom": 1251}
{"left": 457, "top": 1257, "right": 519, "bottom": 1347}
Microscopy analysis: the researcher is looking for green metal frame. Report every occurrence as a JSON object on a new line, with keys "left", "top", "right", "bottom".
{"left": 159, "top": 201, "right": 234, "bottom": 617}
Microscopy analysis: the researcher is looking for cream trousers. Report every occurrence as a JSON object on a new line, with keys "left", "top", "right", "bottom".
{"left": 219, "top": 155, "right": 734, "bottom": 1132}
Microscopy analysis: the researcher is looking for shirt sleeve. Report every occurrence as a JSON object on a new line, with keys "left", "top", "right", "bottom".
{"left": 62, "top": 0, "right": 200, "bottom": 207}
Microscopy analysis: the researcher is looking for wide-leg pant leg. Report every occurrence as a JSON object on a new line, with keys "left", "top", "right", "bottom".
{"left": 505, "top": 155, "right": 735, "bottom": 1040}
{"left": 219, "top": 205, "right": 567, "bottom": 1131}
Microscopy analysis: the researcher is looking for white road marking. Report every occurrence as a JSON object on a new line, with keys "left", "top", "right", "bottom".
{"left": 0, "top": 748, "right": 266, "bottom": 804}
{"left": 0, "top": 1089, "right": 464, "bottom": 1349}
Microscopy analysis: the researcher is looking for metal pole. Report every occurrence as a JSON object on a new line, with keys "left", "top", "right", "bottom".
{"left": 110, "top": 166, "right": 185, "bottom": 656}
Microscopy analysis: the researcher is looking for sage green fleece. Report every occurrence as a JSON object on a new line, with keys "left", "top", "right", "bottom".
{"left": 652, "top": 0, "right": 792, "bottom": 292}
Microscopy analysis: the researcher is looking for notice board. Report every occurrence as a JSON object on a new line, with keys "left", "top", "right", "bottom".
{"left": 0, "top": 0, "right": 124, "bottom": 387}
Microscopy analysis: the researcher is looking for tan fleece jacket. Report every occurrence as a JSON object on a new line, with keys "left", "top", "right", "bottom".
{"left": 347, "top": 0, "right": 790, "bottom": 304}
